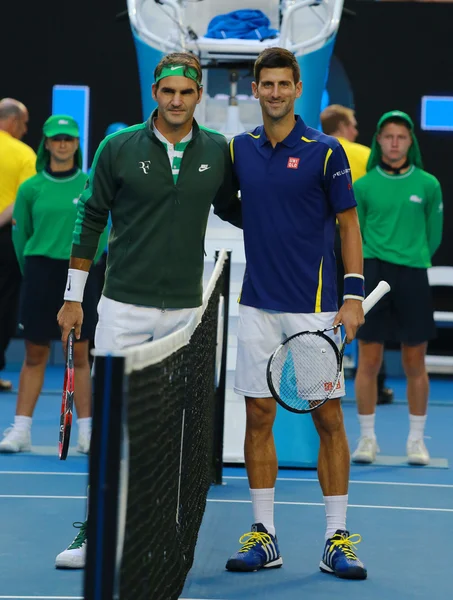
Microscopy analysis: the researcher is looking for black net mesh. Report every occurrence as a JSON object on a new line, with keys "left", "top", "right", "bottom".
{"left": 119, "top": 274, "right": 222, "bottom": 600}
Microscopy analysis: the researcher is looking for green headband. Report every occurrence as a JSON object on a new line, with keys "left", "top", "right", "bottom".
{"left": 155, "top": 65, "right": 202, "bottom": 86}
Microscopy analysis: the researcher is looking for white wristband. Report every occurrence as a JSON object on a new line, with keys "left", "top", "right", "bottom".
{"left": 64, "top": 268, "right": 89, "bottom": 303}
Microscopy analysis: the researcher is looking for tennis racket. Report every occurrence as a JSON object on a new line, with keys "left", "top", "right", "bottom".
{"left": 59, "top": 328, "right": 75, "bottom": 460}
{"left": 266, "top": 280, "right": 391, "bottom": 414}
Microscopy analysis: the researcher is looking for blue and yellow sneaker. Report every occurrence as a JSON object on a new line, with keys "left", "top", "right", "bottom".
{"left": 320, "top": 530, "right": 367, "bottom": 579}
{"left": 226, "top": 523, "right": 283, "bottom": 572}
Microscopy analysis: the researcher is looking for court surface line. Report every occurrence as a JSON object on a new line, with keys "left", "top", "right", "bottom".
{"left": 208, "top": 499, "right": 453, "bottom": 512}
{"left": 1, "top": 472, "right": 452, "bottom": 489}
{"left": 224, "top": 476, "right": 453, "bottom": 489}
{"left": 0, "top": 495, "right": 86, "bottom": 499}
{"left": 0, "top": 471, "right": 87, "bottom": 476}
{"left": 0, "top": 494, "right": 451, "bottom": 512}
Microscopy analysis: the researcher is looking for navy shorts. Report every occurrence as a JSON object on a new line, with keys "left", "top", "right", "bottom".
{"left": 18, "top": 256, "right": 99, "bottom": 345}
{"left": 357, "top": 258, "right": 436, "bottom": 345}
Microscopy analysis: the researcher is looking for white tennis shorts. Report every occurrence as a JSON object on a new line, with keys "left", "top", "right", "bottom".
{"left": 234, "top": 304, "right": 346, "bottom": 399}
{"left": 94, "top": 295, "right": 198, "bottom": 352}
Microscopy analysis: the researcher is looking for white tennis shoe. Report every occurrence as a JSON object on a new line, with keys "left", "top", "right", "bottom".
{"left": 0, "top": 426, "right": 31, "bottom": 453}
{"left": 55, "top": 521, "right": 87, "bottom": 569}
{"left": 351, "top": 436, "right": 379, "bottom": 464}
{"left": 407, "top": 439, "right": 430, "bottom": 465}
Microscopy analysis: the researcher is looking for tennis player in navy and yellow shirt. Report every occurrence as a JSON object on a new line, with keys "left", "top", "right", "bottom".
{"left": 226, "top": 48, "right": 368, "bottom": 580}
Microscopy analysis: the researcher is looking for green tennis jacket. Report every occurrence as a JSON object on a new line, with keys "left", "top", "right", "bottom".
{"left": 72, "top": 116, "right": 241, "bottom": 308}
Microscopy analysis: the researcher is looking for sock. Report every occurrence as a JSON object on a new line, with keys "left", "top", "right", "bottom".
{"left": 408, "top": 414, "right": 427, "bottom": 442}
{"left": 324, "top": 494, "right": 348, "bottom": 540}
{"left": 358, "top": 413, "right": 376, "bottom": 439}
{"left": 77, "top": 417, "right": 92, "bottom": 437}
{"left": 14, "top": 415, "right": 32, "bottom": 431}
{"left": 249, "top": 488, "right": 275, "bottom": 536}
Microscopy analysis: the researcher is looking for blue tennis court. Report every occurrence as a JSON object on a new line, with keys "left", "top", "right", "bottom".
{"left": 0, "top": 368, "right": 451, "bottom": 600}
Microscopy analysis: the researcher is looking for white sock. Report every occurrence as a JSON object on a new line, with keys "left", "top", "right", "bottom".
{"left": 249, "top": 488, "right": 275, "bottom": 536}
{"left": 14, "top": 415, "right": 32, "bottom": 431}
{"left": 324, "top": 494, "right": 348, "bottom": 540}
{"left": 358, "top": 413, "right": 376, "bottom": 439}
{"left": 408, "top": 414, "right": 427, "bottom": 442}
{"left": 77, "top": 417, "right": 92, "bottom": 437}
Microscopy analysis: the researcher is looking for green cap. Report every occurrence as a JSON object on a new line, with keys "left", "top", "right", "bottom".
{"left": 155, "top": 65, "right": 202, "bottom": 86}
{"left": 36, "top": 114, "right": 82, "bottom": 172}
{"left": 367, "top": 110, "right": 423, "bottom": 172}
{"left": 43, "top": 114, "right": 80, "bottom": 138}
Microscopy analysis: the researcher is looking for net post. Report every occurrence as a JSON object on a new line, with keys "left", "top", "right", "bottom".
{"left": 213, "top": 249, "right": 231, "bottom": 485}
{"left": 84, "top": 354, "right": 125, "bottom": 600}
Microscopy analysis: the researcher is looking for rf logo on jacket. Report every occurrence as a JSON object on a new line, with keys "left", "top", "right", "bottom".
{"left": 138, "top": 160, "right": 151, "bottom": 174}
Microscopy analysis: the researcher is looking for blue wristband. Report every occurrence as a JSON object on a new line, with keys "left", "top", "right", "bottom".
{"left": 343, "top": 274, "right": 365, "bottom": 301}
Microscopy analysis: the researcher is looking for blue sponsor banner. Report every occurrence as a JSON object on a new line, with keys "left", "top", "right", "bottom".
{"left": 421, "top": 96, "right": 453, "bottom": 132}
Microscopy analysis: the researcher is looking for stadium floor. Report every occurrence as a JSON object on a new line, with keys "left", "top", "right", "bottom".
{"left": 0, "top": 367, "right": 451, "bottom": 600}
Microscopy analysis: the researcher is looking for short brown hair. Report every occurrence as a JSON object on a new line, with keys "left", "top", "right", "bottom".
{"left": 154, "top": 52, "right": 202, "bottom": 88}
{"left": 320, "top": 105, "right": 355, "bottom": 135}
{"left": 254, "top": 47, "right": 300, "bottom": 84}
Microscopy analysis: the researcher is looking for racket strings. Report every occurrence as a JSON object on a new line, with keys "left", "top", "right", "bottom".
{"left": 272, "top": 333, "right": 340, "bottom": 412}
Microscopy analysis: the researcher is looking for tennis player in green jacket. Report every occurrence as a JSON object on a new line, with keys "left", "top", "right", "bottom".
{"left": 56, "top": 52, "right": 241, "bottom": 569}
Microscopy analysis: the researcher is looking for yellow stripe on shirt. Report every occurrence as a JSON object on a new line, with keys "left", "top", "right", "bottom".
{"left": 315, "top": 257, "right": 324, "bottom": 312}
{"left": 324, "top": 148, "right": 333, "bottom": 176}
{"left": 229, "top": 138, "right": 235, "bottom": 163}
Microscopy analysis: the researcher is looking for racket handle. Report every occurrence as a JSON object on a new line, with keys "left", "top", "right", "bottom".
{"left": 362, "top": 280, "right": 391, "bottom": 315}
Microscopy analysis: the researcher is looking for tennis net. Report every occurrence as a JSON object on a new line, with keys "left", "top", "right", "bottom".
{"left": 84, "top": 249, "right": 231, "bottom": 600}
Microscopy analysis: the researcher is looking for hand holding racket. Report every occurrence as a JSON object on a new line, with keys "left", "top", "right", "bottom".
{"left": 267, "top": 281, "right": 391, "bottom": 414}
{"left": 59, "top": 328, "right": 75, "bottom": 460}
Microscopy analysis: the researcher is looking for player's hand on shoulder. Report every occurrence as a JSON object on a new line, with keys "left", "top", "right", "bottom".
{"left": 57, "top": 302, "right": 84, "bottom": 344}
{"left": 334, "top": 299, "right": 365, "bottom": 342}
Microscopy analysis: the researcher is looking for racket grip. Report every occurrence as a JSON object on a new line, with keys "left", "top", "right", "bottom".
{"left": 362, "top": 280, "right": 391, "bottom": 315}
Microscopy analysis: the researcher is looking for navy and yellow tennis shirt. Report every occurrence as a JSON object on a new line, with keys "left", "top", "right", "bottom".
{"left": 231, "top": 116, "right": 356, "bottom": 314}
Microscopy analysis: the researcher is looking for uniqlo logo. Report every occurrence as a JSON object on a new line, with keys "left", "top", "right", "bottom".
{"left": 287, "top": 157, "right": 300, "bottom": 169}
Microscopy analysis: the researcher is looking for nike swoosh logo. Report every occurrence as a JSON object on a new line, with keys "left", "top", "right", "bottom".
{"left": 170, "top": 66, "right": 181, "bottom": 70}
{"left": 199, "top": 166, "right": 211, "bottom": 172}
{"left": 67, "top": 277, "right": 71, "bottom": 291}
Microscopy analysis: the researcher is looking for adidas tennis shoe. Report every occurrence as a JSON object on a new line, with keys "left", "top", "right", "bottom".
{"left": 0, "top": 426, "right": 31, "bottom": 453}
{"left": 320, "top": 529, "right": 367, "bottom": 579}
{"left": 351, "top": 436, "right": 379, "bottom": 464}
{"left": 226, "top": 522, "right": 283, "bottom": 572}
{"left": 55, "top": 521, "right": 87, "bottom": 569}
{"left": 407, "top": 438, "right": 430, "bottom": 465}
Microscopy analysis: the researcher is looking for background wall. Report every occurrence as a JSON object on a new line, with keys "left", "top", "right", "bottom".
{"left": 334, "top": 0, "right": 453, "bottom": 268}
{"left": 1, "top": 0, "right": 141, "bottom": 160}
{"left": 2, "top": 0, "right": 452, "bottom": 267}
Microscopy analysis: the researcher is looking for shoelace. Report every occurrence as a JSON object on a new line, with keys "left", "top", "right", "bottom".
{"left": 358, "top": 437, "right": 380, "bottom": 452}
{"left": 68, "top": 521, "right": 87, "bottom": 549}
{"left": 328, "top": 533, "right": 362, "bottom": 560}
{"left": 238, "top": 531, "right": 272, "bottom": 553}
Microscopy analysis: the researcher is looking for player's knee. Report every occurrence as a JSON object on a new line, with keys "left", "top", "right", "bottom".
{"left": 312, "top": 402, "right": 344, "bottom": 437}
{"left": 73, "top": 343, "right": 90, "bottom": 369}
{"left": 358, "top": 355, "right": 382, "bottom": 377}
{"left": 24, "top": 343, "right": 49, "bottom": 366}
{"left": 402, "top": 345, "right": 427, "bottom": 378}
{"left": 245, "top": 397, "right": 276, "bottom": 431}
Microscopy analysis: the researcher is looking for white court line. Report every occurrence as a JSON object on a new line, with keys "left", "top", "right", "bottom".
{"left": 0, "top": 495, "right": 86, "bottom": 499}
{"left": 1, "top": 472, "right": 452, "bottom": 489}
{"left": 0, "top": 597, "right": 83, "bottom": 599}
{"left": 1, "top": 494, "right": 451, "bottom": 512}
{"left": 0, "top": 471, "right": 87, "bottom": 476}
{"left": 208, "top": 499, "right": 453, "bottom": 513}
{"left": 224, "top": 475, "right": 453, "bottom": 489}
